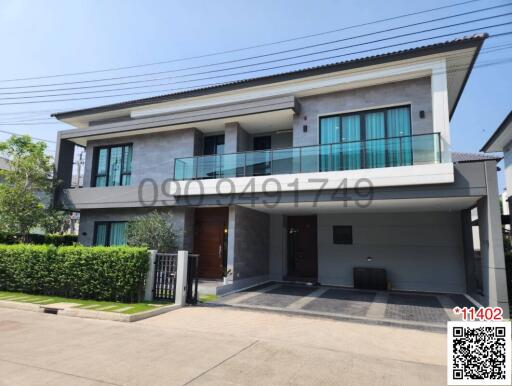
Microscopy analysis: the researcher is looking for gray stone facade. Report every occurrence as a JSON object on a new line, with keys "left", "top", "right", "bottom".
{"left": 292, "top": 77, "right": 432, "bottom": 147}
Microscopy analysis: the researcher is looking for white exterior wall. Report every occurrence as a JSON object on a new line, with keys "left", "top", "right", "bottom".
{"left": 269, "top": 211, "right": 466, "bottom": 293}
{"left": 317, "top": 212, "right": 465, "bottom": 292}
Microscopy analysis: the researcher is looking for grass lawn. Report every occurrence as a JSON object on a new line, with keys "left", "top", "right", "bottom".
{"left": 199, "top": 294, "right": 217, "bottom": 303}
{"left": 0, "top": 291, "right": 171, "bottom": 315}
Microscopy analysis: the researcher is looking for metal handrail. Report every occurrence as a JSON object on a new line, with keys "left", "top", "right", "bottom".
{"left": 174, "top": 132, "right": 441, "bottom": 180}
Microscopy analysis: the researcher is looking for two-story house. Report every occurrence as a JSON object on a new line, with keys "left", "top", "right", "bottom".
{"left": 53, "top": 34, "right": 509, "bottom": 315}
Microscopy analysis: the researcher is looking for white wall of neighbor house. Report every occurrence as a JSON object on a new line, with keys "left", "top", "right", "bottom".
{"left": 269, "top": 211, "right": 466, "bottom": 293}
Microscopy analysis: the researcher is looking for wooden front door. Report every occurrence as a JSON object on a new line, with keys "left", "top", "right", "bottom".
{"left": 194, "top": 208, "right": 228, "bottom": 279}
{"left": 287, "top": 216, "right": 318, "bottom": 279}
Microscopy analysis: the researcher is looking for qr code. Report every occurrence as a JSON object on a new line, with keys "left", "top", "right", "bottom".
{"left": 448, "top": 321, "right": 511, "bottom": 385}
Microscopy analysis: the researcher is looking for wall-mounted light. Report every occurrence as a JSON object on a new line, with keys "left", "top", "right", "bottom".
{"left": 419, "top": 110, "right": 425, "bottom": 119}
{"left": 81, "top": 232, "right": 87, "bottom": 236}
{"left": 367, "top": 256, "right": 372, "bottom": 262}
{"left": 303, "top": 125, "right": 308, "bottom": 133}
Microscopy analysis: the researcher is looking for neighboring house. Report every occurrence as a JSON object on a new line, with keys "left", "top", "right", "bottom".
{"left": 0, "top": 157, "right": 10, "bottom": 183}
{"left": 53, "top": 34, "right": 509, "bottom": 315}
{"left": 481, "top": 110, "right": 512, "bottom": 226}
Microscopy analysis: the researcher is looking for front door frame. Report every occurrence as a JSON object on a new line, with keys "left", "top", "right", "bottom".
{"left": 285, "top": 215, "right": 318, "bottom": 282}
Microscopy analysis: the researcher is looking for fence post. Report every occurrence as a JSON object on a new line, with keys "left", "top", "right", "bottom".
{"left": 144, "top": 250, "right": 157, "bottom": 302}
{"left": 175, "top": 250, "right": 189, "bottom": 306}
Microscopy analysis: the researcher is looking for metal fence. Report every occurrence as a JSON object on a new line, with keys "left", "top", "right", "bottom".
{"left": 153, "top": 253, "right": 177, "bottom": 301}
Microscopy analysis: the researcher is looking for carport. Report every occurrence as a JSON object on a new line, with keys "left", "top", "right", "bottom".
{"left": 212, "top": 282, "right": 476, "bottom": 329}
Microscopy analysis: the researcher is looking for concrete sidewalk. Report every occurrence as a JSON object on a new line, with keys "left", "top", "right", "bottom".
{"left": 0, "top": 306, "right": 447, "bottom": 385}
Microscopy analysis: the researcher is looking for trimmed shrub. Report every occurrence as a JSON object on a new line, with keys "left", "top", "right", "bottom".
{"left": 0, "top": 233, "right": 77, "bottom": 246}
{"left": 0, "top": 245, "right": 148, "bottom": 302}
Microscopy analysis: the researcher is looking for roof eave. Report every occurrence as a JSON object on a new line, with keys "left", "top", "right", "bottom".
{"left": 481, "top": 110, "right": 512, "bottom": 152}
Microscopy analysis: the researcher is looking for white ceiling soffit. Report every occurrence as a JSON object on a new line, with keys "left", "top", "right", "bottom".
{"left": 241, "top": 196, "right": 480, "bottom": 215}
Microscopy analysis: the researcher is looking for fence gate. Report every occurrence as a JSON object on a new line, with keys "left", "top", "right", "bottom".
{"left": 186, "top": 254, "right": 199, "bottom": 304}
{"left": 153, "top": 253, "right": 177, "bottom": 302}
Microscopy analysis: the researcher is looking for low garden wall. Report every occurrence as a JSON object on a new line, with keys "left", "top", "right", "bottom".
{"left": 0, "top": 245, "right": 148, "bottom": 302}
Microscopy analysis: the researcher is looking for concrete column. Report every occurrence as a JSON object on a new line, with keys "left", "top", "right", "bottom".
{"left": 144, "top": 250, "right": 157, "bottom": 302}
{"left": 431, "top": 60, "right": 452, "bottom": 163}
{"left": 53, "top": 135, "right": 75, "bottom": 206}
{"left": 460, "top": 209, "right": 476, "bottom": 294}
{"left": 225, "top": 122, "right": 250, "bottom": 153}
{"left": 477, "top": 161, "right": 510, "bottom": 318}
{"left": 175, "top": 250, "right": 189, "bottom": 306}
{"left": 226, "top": 206, "right": 236, "bottom": 281}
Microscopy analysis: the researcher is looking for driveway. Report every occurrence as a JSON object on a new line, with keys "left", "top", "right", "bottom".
{"left": 212, "top": 282, "right": 473, "bottom": 330}
{"left": 0, "top": 306, "right": 447, "bottom": 385}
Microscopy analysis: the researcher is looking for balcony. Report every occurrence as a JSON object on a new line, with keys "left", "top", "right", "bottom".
{"left": 174, "top": 133, "right": 441, "bottom": 181}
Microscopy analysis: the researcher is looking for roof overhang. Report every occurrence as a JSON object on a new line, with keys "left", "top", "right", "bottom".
{"left": 53, "top": 34, "right": 486, "bottom": 131}
{"left": 481, "top": 111, "right": 512, "bottom": 152}
{"left": 59, "top": 96, "right": 298, "bottom": 146}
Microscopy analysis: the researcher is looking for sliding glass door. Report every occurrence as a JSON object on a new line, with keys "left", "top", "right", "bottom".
{"left": 319, "top": 105, "right": 412, "bottom": 171}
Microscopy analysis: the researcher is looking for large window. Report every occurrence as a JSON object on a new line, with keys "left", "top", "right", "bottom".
{"left": 93, "top": 144, "right": 132, "bottom": 187}
{"left": 320, "top": 105, "right": 412, "bottom": 170}
{"left": 93, "top": 221, "right": 128, "bottom": 246}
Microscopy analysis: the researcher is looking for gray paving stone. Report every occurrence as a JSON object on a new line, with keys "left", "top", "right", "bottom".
{"left": 302, "top": 288, "right": 376, "bottom": 316}
{"left": 384, "top": 293, "right": 449, "bottom": 323}
{"left": 241, "top": 285, "right": 317, "bottom": 307}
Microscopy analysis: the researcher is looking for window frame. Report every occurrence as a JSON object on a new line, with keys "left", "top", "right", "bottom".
{"left": 319, "top": 104, "right": 412, "bottom": 144}
{"left": 91, "top": 143, "right": 133, "bottom": 187}
{"left": 93, "top": 221, "right": 128, "bottom": 246}
{"left": 319, "top": 105, "right": 412, "bottom": 168}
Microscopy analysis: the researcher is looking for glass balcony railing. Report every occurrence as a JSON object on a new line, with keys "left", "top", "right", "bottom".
{"left": 174, "top": 133, "right": 441, "bottom": 181}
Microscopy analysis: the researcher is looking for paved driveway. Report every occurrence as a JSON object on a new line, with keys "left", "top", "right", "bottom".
{"left": 213, "top": 282, "right": 473, "bottom": 330}
{"left": 0, "top": 305, "right": 447, "bottom": 385}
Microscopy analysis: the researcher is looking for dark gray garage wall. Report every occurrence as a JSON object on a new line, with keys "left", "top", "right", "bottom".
{"left": 230, "top": 206, "right": 270, "bottom": 280}
{"left": 78, "top": 207, "right": 194, "bottom": 249}
{"left": 317, "top": 211, "right": 466, "bottom": 292}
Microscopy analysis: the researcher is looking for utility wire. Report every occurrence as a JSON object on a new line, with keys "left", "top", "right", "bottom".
{"left": 1, "top": 3, "right": 509, "bottom": 91}
{"left": 0, "top": 0, "right": 482, "bottom": 83}
{"left": 1, "top": 54, "right": 509, "bottom": 154}
{"left": 0, "top": 129, "right": 56, "bottom": 143}
{"left": 45, "top": 56, "right": 512, "bottom": 133}
{"left": 0, "top": 25, "right": 510, "bottom": 106}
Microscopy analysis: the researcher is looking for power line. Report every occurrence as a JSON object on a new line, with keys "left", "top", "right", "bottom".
{"left": 45, "top": 56, "right": 512, "bottom": 134}
{"left": 2, "top": 4, "right": 509, "bottom": 92}
{"left": 0, "top": 25, "right": 510, "bottom": 107}
{"left": 0, "top": 0, "right": 482, "bottom": 83}
{"left": 0, "top": 129, "right": 56, "bottom": 143}
{"left": 2, "top": 37, "right": 509, "bottom": 105}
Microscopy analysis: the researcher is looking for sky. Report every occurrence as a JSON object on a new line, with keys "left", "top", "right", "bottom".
{"left": 0, "top": 0, "right": 510, "bottom": 188}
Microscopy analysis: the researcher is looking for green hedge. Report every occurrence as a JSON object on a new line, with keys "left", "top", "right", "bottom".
{"left": 0, "top": 233, "right": 78, "bottom": 246}
{"left": 0, "top": 245, "right": 148, "bottom": 302}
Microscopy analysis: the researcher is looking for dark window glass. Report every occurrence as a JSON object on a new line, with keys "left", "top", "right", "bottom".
{"left": 93, "top": 144, "right": 132, "bottom": 187}
{"left": 333, "top": 226, "right": 353, "bottom": 244}
{"left": 253, "top": 136, "right": 272, "bottom": 150}
{"left": 94, "top": 221, "right": 128, "bottom": 246}
{"left": 204, "top": 135, "right": 225, "bottom": 155}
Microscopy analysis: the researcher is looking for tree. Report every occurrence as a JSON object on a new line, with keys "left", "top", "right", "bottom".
{"left": 40, "top": 209, "right": 69, "bottom": 234}
{"left": 126, "top": 211, "right": 179, "bottom": 252}
{"left": 0, "top": 135, "right": 54, "bottom": 240}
